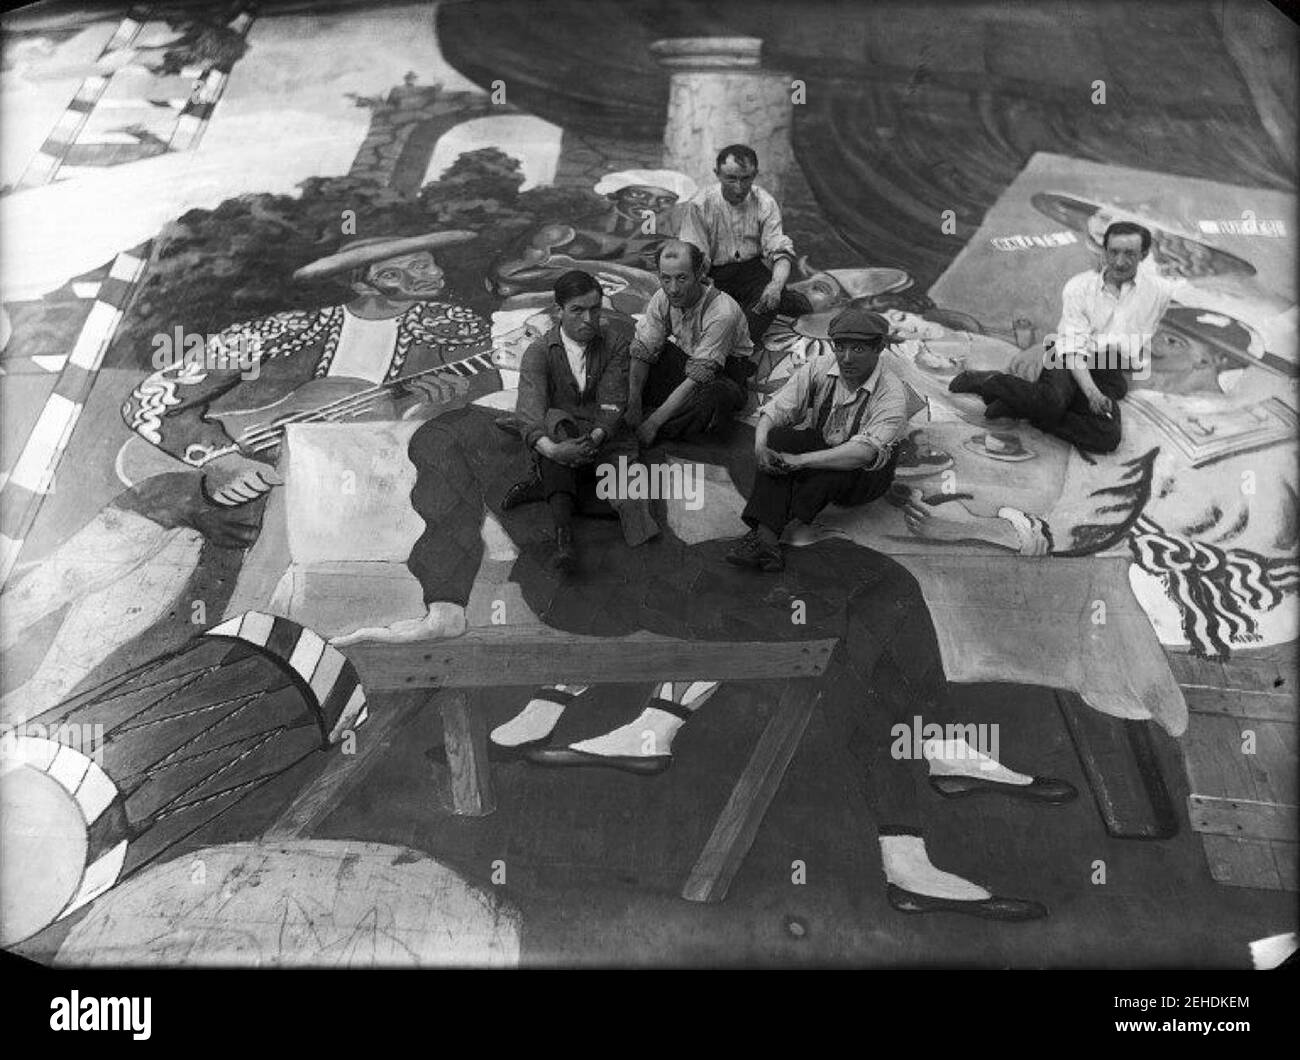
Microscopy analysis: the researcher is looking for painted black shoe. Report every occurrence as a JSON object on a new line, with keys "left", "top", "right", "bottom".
{"left": 501, "top": 475, "right": 546, "bottom": 511}
{"left": 985, "top": 399, "right": 1014, "bottom": 419}
{"left": 429, "top": 737, "right": 550, "bottom": 765}
{"left": 487, "top": 736, "right": 553, "bottom": 762}
{"left": 525, "top": 746, "right": 672, "bottom": 776}
{"left": 929, "top": 773, "right": 1078, "bottom": 804}
{"left": 886, "top": 883, "right": 1047, "bottom": 921}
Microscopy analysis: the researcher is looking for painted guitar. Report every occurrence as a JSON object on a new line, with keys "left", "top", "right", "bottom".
{"left": 117, "top": 347, "right": 512, "bottom": 487}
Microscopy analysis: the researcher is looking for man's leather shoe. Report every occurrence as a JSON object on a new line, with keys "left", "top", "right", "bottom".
{"left": 501, "top": 476, "right": 545, "bottom": 511}
{"left": 724, "top": 530, "right": 784, "bottom": 572}
{"left": 929, "top": 773, "right": 1078, "bottom": 804}
{"left": 724, "top": 529, "right": 763, "bottom": 568}
{"left": 548, "top": 527, "right": 576, "bottom": 574}
{"left": 525, "top": 745, "right": 672, "bottom": 776}
{"left": 886, "top": 883, "right": 1047, "bottom": 921}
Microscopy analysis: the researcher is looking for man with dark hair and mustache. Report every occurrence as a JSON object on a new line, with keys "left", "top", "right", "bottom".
{"left": 949, "top": 221, "right": 1183, "bottom": 454}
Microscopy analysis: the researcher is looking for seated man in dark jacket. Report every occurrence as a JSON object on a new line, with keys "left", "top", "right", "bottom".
{"left": 499, "top": 269, "right": 659, "bottom": 571}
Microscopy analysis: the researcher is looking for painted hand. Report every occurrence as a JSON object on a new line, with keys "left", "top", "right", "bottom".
{"left": 203, "top": 452, "right": 283, "bottom": 508}
{"left": 405, "top": 373, "right": 472, "bottom": 410}
{"left": 189, "top": 503, "right": 263, "bottom": 549}
{"left": 751, "top": 280, "right": 784, "bottom": 315}
{"left": 900, "top": 488, "right": 1005, "bottom": 546}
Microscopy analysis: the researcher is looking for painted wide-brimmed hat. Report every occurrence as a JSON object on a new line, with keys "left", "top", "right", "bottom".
{"left": 963, "top": 431, "right": 1035, "bottom": 461}
{"left": 1028, "top": 192, "right": 1256, "bottom": 278}
{"left": 1159, "top": 305, "right": 1293, "bottom": 377}
{"left": 292, "top": 231, "right": 477, "bottom": 282}
{"left": 592, "top": 169, "right": 697, "bottom": 201}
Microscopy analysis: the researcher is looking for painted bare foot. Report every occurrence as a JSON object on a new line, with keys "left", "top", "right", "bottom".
{"left": 901, "top": 490, "right": 1016, "bottom": 549}
{"left": 331, "top": 602, "right": 467, "bottom": 646}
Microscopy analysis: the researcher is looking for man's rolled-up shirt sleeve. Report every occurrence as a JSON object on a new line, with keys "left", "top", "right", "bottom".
{"left": 848, "top": 378, "right": 909, "bottom": 469}
{"left": 631, "top": 297, "right": 667, "bottom": 365}
{"left": 760, "top": 197, "right": 796, "bottom": 268}
{"left": 690, "top": 300, "right": 743, "bottom": 374}
{"left": 1053, "top": 278, "right": 1094, "bottom": 364}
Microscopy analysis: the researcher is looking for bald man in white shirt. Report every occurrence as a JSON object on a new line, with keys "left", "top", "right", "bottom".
{"left": 950, "top": 222, "right": 1184, "bottom": 453}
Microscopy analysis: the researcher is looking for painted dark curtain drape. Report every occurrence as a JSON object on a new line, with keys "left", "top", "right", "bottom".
{"left": 437, "top": 0, "right": 1294, "bottom": 289}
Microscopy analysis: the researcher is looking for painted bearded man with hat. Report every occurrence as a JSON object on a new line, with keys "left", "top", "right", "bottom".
{"left": 123, "top": 230, "right": 495, "bottom": 507}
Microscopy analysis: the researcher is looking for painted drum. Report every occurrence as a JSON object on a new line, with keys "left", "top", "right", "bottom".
{"left": 1, "top": 613, "right": 367, "bottom": 946}
{"left": 0, "top": 737, "right": 126, "bottom": 947}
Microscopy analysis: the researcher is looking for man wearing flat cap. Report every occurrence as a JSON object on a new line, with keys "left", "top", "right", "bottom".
{"left": 726, "top": 307, "right": 910, "bottom": 572}
{"left": 123, "top": 231, "right": 494, "bottom": 507}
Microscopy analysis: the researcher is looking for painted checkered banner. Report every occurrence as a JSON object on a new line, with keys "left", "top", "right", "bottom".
{"left": 18, "top": 5, "right": 257, "bottom": 187}
{"left": 0, "top": 245, "right": 150, "bottom": 587}
{"left": 16, "top": 9, "right": 149, "bottom": 189}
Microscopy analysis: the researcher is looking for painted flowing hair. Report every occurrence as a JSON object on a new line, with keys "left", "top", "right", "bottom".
{"left": 1128, "top": 514, "right": 1299, "bottom": 659}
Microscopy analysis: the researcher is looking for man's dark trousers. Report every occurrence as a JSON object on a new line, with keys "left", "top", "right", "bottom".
{"left": 743, "top": 427, "right": 899, "bottom": 534}
{"left": 710, "top": 257, "right": 811, "bottom": 346}
{"left": 966, "top": 363, "right": 1128, "bottom": 453}
{"left": 641, "top": 341, "right": 747, "bottom": 441}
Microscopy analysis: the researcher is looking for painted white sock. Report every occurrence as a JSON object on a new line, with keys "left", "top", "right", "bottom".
{"left": 565, "top": 683, "right": 719, "bottom": 758}
{"left": 491, "top": 684, "right": 588, "bottom": 746}
{"left": 660, "top": 681, "right": 720, "bottom": 711}
{"left": 570, "top": 706, "right": 683, "bottom": 758}
{"left": 880, "top": 834, "right": 991, "bottom": 901}
{"left": 923, "top": 737, "right": 1032, "bottom": 784}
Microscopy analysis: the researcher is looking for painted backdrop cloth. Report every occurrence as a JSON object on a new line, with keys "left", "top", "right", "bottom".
{"left": 437, "top": 0, "right": 1293, "bottom": 290}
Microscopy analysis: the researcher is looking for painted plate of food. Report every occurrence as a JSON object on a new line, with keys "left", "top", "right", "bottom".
{"left": 894, "top": 430, "right": 955, "bottom": 478}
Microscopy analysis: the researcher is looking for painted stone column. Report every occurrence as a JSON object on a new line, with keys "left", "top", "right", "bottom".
{"left": 650, "top": 37, "right": 795, "bottom": 202}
